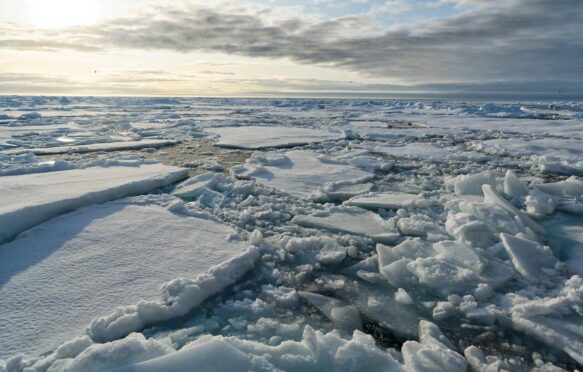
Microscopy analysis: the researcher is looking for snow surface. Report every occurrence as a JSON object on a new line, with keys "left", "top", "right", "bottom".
{"left": 0, "top": 195, "right": 252, "bottom": 358}
{"left": 206, "top": 126, "right": 345, "bottom": 149}
{"left": 0, "top": 163, "right": 188, "bottom": 244}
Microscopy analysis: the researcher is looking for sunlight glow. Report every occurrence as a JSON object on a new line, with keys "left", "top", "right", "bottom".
{"left": 26, "top": 0, "right": 100, "bottom": 29}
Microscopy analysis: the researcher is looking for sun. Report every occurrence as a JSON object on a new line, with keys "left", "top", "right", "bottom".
{"left": 26, "top": 0, "right": 100, "bottom": 29}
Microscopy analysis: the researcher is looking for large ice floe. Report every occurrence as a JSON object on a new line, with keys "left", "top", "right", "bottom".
{"left": 0, "top": 195, "right": 254, "bottom": 359}
{"left": 1, "top": 97, "right": 583, "bottom": 371}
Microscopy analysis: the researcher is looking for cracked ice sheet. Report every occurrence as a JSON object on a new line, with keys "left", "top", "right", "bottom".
{"left": 240, "top": 150, "right": 372, "bottom": 198}
{"left": 205, "top": 125, "right": 345, "bottom": 149}
{"left": 0, "top": 196, "right": 249, "bottom": 358}
{"left": 0, "top": 163, "right": 188, "bottom": 244}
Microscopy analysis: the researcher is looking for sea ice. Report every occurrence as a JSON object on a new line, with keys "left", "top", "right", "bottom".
{"left": 0, "top": 139, "right": 178, "bottom": 155}
{"left": 292, "top": 207, "right": 400, "bottom": 244}
{"left": 345, "top": 192, "right": 434, "bottom": 210}
{"left": 0, "top": 195, "right": 253, "bottom": 358}
{"left": 0, "top": 163, "right": 188, "bottom": 244}
{"left": 206, "top": 126, "right": 344, "bottom": 149}
{"left": 234, "top": 150, "right": 372, "bottom": 198}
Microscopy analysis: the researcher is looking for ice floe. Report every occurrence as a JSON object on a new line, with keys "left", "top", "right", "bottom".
{"left": 233, "top": 150, "right": 372, "bottom": 198}
{"left": 206, "top": 126, "right": 344, "bottom": 149}
{"left": 0, "top": 163, "right": 188, "bottom": 244}
{"left": 0, "top": 195, "right": 253, "bottom": 358}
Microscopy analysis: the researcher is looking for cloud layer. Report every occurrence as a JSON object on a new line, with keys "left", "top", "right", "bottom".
{"left": 1, "top": 0, "right": 582, "bottom": 94}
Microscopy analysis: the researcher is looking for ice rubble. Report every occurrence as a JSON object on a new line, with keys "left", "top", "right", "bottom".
{"left": 232, "top": 150, "right": 372, "bottom": 198}
{"left": 0, "top": 163, "right": 188, "bottom": 244}
{"left": 206, "top": 126, "right": 345, "bottom": 149}
{"left": 0, "top": 195, "right": 255, "bottom": 358}
{"left": 1, "top": 139, "right": 178, "bottom": 155}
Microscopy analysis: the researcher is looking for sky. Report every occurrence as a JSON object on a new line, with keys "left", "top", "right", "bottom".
{"left": 0, "top": 0, "right": 581, "bottom": 97}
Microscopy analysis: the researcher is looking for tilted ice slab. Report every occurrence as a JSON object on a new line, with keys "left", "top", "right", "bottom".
{"left": 206, "top": 126, "right": 344, "bottom": 149}
{"left": 292, "top": 207, "right": 400, "bottom": 244}
{"left": 1, "top": 139, "right": 178, "bottom": 155}
{"left": 0, "top": 196, "right": 254, "bottom": 358}
{"left": 0, "top": 163, "right": 188, "bottom": 244}
{"left": 237, "top": 150, "right": 372, "bottom": 198}
{"left": 345, "top": 191, "right": 434, "bottom": 210}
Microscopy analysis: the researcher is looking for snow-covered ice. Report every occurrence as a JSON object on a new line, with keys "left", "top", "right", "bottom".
{"left": 0, "top": 163, "right": 188, "bottom": 243}
{"left": 206, "top": 126, "right": 345, "bottom": 149}
{"left": 345, "top": 192, "right": 434, "bottom": 210}
{"left": 0, "top": 195, "right": 253, "bottom": 358}
{"left": 1, "top": 139, "right": 178, "bottom": 155}
{"left": 233, "top": 150, "right": 372, "bottom": 198}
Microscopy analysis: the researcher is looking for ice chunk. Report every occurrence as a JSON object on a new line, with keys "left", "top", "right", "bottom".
{"left": 319, "top": 181, "right": 374, "bottom": 201}
{"left": 0, "top": 163, "right": 188, "bottom": 244}
{"left": 1, "top": 139, "right": 178, "bottom": 155}
{"left": 402, "top": 321, "right": 467, "bottom": 372}
{"left": 292, "top": 207, "right": 400, "bottom": 244}
{"left": 241, "top": 150, "right": 372, "bottom": 198}
{"left": 433, "top": 240, "right": 483, "bottom": 272}
{"left": 452, "top": 171, "right": 498, "bottom": 196}
{"left": 172, "top": 172, "right": 219, "bottom": 199}
{"left": 345, "top": 192, "right": 434, "bottom": 210}
{"left": 395, "top": 288, "right": 414, "bottom": 305}
{"left": 0, "top": 196, "right": 254, "bottom": 357}
{"left": 535, "top": 176, "right": 583, "bottom": 199}
{"left": 503, "top": 170, "right": 529, "bottom": 202}
{"left": 525, "top": 188, "right": 557, "bottom": 217}
{"left": 482, "top": 184, "right": 545, "bottom": 234}
{"left": 206, "top": 125, "right": 344, "bottom": 149}
{"left": 298, "top": 292, "right": 363, "bottom": 330}
{"left": 109, "top": 339, "right": 250, "bottom": 372}
{"left": 500, "top": 233, "right": 559, "bottom": 282}
{"left": 445, "top": 212, "right": 493, "bottom": 248}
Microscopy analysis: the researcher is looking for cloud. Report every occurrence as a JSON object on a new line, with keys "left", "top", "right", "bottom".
{"left": 1, "top": 0, "right": 581, "bottom": 91}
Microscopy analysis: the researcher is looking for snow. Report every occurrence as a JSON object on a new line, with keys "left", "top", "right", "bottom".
{"left": 206, "top": 126, "right": 345, "bottom": 149}
{"left": 345, "top": 192, "right": 434, "bottom": 210}
{"left": 0, "top": 196, "right": 252, "bottom": 358}
{"left": 1, "top": 139, "right": 178, "bottom": 155}
{"left": 292, "top": 207, "right": 400, "bottom": 244}
{"left": 0, "top": 163, "right": 188, "bottom": 244}
{"left": 234, "top": 150, "right": 372, "bottom": 198}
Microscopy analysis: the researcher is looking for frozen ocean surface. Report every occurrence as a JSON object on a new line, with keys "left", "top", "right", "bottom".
{"left": 0, "top": 96, "right": 582, "bottom": 371}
